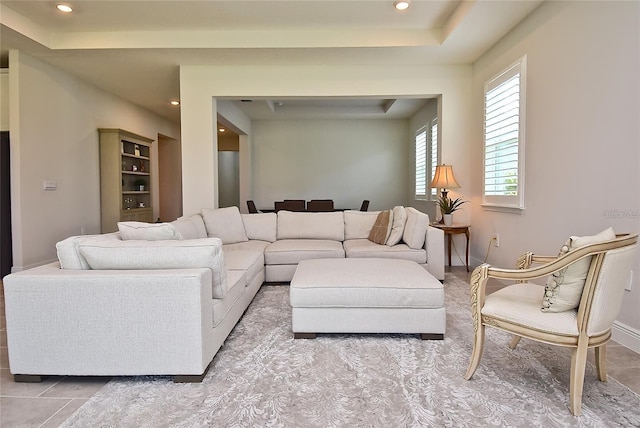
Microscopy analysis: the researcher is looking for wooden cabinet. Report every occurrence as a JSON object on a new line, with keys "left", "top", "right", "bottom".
{"left": 99, "top": 128, "right": 154, "bottom": 233}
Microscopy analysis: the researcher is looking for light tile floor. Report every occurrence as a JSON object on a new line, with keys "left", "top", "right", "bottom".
{"left": 1, "top": 268, "right": 640, "bottom": 427}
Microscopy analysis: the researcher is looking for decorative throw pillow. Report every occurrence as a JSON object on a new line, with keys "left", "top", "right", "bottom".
{"left": 118, "top": 221, "right": 182, "bottom": 241}
{"left": 541, "top": 227, "right": 616, "bottom": 312}
{"left": 386, "top": 206, "right": 407, "bottom": 246}
{"left": 344, "top": 210, "right": 380, "bottom": 240}
{"left": 368, "top": 210, "right": 393, "bottom": 245}
{"left": 402, "top": 207, "right": 430, "bottom": 249}
{"left": 201, "top": 206, "right": 249, "bottom": 244}
{"left": 242, "top": 213, "right": 277, "bottom": 242}
{"left": 172, "top": 214, "right": 208, "bottom": 239}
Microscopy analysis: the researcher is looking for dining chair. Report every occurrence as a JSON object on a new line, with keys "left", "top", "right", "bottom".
{"left": 465, "top": 232, "right": 638, "bottom": 415}
{"left": 246, "top": 200, "right": 258, "bottom": 213}
{"left": 307, "top": 199, "right": 334, "bottom": 212}
{"left": 282, "top": 199, "right": 306, "bottom": 211}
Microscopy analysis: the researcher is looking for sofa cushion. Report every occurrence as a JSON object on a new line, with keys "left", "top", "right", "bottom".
{"left": 171, "top": 214, "right": 207, "bottom": 239}
{"left": 212, "top": 270, "right": 247, "bottom": 327}
{"left": 265, "top": 239, "right": 345, "bottom": 265}
{"left": 541, "top": 227, "right": 616, "bottom": 313}
{"left": 344, "top": 210, "right": 380, "bottom": 240}
{"left": 56, "top": 232, "right": 121, "bottom": 270}
{"left": 242, "top": 213, "right": 277, "bottom": 242}
{"left": 344, "top": 239, "right": 427, "bottom": 264}
{"left": 368, "top": 210, "right": 393, "bottom": 245}
{"left": 223, "top": 240, "right": 271, "bottom": 253}
{"left": 118, "top": 221, "right": 182, "bottom": 241}
{"left": 77, "top": 237, "right": 228, "bottom": 299}
{"left": 386, "top": 206, "right": 407, "bottom": 246}
{"left": 277, "top": 211, "right": 345, "bottom": 241}
{"left": 201, "top": 206, "right": 249, "bottom": 244}
{"left": 402, "top": 207, "right": 429, "bottom": 249}
{"left": 224, "top": 250, "right": 264, "bottom": 285}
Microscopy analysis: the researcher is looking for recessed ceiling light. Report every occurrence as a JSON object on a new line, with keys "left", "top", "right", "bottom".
{"left": 56, "top": 4, "right": 73, "bottom": 13}
{"left": 170, "top": 100, "right": 180, "bottom": 106}
{"left": 393, "top": 1, "right": 410, "bottom": 11}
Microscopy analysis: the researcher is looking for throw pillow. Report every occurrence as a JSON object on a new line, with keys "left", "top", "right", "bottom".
{"left": 242, "top": 213, "right": 277, "bottom": 242}
{"left": 56, "top": 232, "right": 121, "bottom": 270}
{"left": 171, "top": 217, "right": 200, "bottom": 240}
{"left": 368, "top": 210, "right": 393, "bottom": 245}
{"left": 173, "top": 214, "right": 208, "bottom": 239}
{"left": 402, "top": 207, "right": 430, "bottom": 249}
{"left": 78, "top": 237, "right": 228, "bottom": 299}
{"left": 386, "top": 206, "right": 407, "bottom": 246}
{"left": 343, "top": 210, "right": 380, "bottom": 240}
{"left": 541, "top": 227, "right": 616, "bottom": 313}
{"left": 118, "top": 221, "right": 182, "bottom": 241}
{"left": 201, "top": 206, "right": 249, "bottom": 244}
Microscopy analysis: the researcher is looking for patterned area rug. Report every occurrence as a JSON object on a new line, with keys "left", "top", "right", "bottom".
{"left": 61, "top": 274, "right": 640, "bottom": 427}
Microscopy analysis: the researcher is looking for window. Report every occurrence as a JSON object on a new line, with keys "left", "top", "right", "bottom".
{"left": 415, "top": 119, "right": 439, "bottom": 200}
{"left": 415, "top": 127, "right": 427, "bottom": 199}
{"left": 483, "top": 56, "right": 526, "bottom": 210}
{"left": 429, "top": 119, "right": 438, "bottom": 198}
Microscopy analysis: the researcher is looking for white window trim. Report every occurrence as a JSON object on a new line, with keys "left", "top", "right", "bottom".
{"left": 482, "top": 55, "right": 527, "bottom": 212}
{"left": 414, "top": 126, "right": 427, "bottom": 200}
{"left": 428, "top": 118, "right": 439, "bottom": 201}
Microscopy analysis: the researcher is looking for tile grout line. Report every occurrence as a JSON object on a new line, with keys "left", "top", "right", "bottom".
{"left": 38, "top": 376, "right": 69, "bottom": 397}
{"left": 38, "top": 398, "right": 74, "bottom": 428}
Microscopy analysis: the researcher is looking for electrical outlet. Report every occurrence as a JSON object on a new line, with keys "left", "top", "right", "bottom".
{"left": 493, "top": 234, "right": 500, "bottom": 247}
{"left": 626, "top": 270, "right": 633, "bottom": 291}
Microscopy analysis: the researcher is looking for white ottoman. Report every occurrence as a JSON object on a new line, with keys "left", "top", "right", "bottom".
{"left": 290, "top": 258, "right": 445, "bottom": 339}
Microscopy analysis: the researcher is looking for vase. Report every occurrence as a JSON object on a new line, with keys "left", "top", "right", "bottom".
{"left": 443, "top": 214, "right": 453, "bottom": 226}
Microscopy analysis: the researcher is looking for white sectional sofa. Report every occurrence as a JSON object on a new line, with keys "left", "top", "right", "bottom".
{"left": 212, "top": 207, "right": 444, "bottom": 282}
{"left": 3, "top": 205, "right": 444, "bottom": 382}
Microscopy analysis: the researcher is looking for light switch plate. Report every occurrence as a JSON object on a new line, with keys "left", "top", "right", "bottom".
{"left": 43, "top": 180, "right": 57, "bottom": 191}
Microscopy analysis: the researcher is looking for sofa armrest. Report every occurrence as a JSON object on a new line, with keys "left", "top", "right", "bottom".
{"left": 3, "top": 262, "right": 215, "bottom": 376}
{"left": 425, "top": 226, "right": 445, "bottom": 281}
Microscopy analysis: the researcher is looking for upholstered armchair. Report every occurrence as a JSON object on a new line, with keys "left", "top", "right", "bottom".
{"left": 464, "top": 232, "right": 638, "bottom": 416}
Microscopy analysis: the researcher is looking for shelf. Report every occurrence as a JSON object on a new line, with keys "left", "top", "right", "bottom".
{"left": 122, "top": 191, "right": 150, "bottom": 195}
{"left": 122, "top": 153, "right": 150, "bottom": 160}
{"left": 122, "top": 171, "right": 150, "bottom": 176}
{"left": 121, "top": 207, "right": 150, "bottom": 212}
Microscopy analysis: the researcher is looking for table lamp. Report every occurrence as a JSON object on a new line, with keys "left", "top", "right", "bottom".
{"left": 430, "top": 164, "right": 460, "bottom": 201}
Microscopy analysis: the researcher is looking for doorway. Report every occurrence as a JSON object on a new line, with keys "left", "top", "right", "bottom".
{"left": 217, "top": 125, "right": 240, "bottom": 209}
{"left": 157, "top": 134, "right": 183, "bottom": 221}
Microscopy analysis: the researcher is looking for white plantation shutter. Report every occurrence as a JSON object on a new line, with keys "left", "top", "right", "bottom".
{"left": 483, "top": 56, "right": 526, "bottom": 209}
{"left": 430, "top": 119, "right": 438, "bottom": 198}
{"left": 415, "top": 127, "right": 427, "bottom": 198}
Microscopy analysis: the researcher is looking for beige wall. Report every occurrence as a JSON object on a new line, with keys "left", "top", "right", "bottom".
{"left": 470, "top": 1, "right": 640, "bottom": 349}
{"left": 251, "top": 118, "right": 409, "bottom": 212}
{"left": 9, "top": 51, "right": 180, "bottom": 270}
{"left": 179, "top": 63, "right": 473, "bottom": 216}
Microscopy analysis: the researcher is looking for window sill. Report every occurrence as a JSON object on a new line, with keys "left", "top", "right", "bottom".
{"left": 481, "top": 203, "right": 524, "bottom": 214}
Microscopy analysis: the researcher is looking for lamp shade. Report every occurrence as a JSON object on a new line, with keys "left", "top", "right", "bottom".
{"left": 430, "top": 164, "right": 460, "bottom": 190}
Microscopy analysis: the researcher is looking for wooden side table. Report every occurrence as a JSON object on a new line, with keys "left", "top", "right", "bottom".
{"left": 431, "top": 223, "right": 470, "bottom": 272}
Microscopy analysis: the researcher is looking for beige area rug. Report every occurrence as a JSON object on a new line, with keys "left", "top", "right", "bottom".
{"left": 61, "top": 274, "right": 640, "bottom": 427}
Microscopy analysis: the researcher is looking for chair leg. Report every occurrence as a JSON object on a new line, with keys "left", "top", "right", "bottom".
{"left": 569, "top": 340, "right": 589, "bottom": 416}
{"left": 509, "top": 335, "right": 521, "bottom": 350}
{"left": 464, "top": 324, "right": 485, "bottom": 380}
{"left": 595, "top": 344, "right": 608, "bottom": 381}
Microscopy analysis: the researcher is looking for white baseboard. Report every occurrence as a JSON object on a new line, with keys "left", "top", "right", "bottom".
{"left": 611, "top": 321, "right": 640, "bottom": 353}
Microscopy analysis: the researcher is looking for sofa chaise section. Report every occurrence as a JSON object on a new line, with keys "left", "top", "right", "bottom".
{"left": 3, "top": 235, "right": 263, "bottom": 382}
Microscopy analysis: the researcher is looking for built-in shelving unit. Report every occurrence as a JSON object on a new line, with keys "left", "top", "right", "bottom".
{"left": 99, "top": 128, "right": 154, "bottom": 233}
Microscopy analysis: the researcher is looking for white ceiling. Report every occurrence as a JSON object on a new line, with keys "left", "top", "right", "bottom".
{"left": 0, "top": 0, "right": 543, "bottom": 123}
